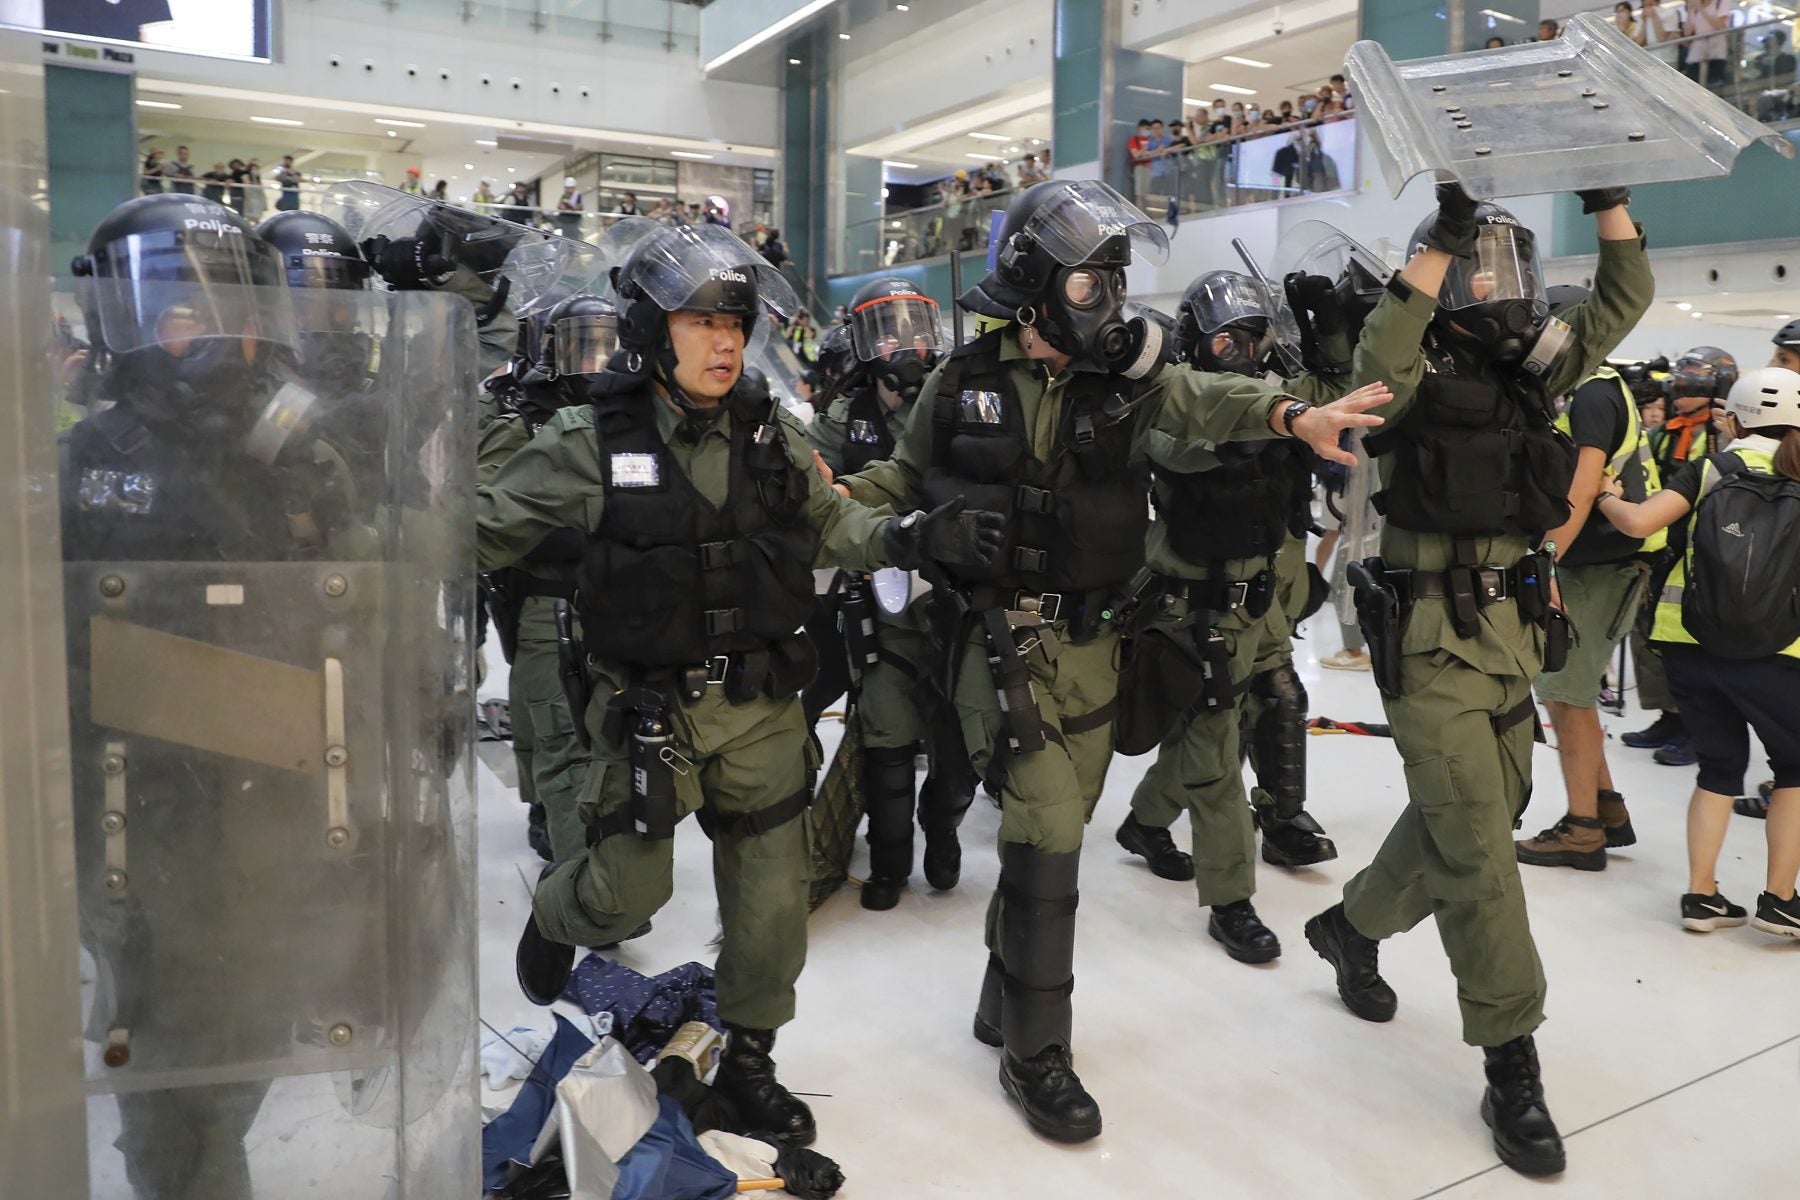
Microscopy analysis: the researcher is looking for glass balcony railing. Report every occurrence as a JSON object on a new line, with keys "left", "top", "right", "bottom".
{"left": 327, "top": 0, "right": 701, "bottom": 55}
{"left": 842, "top": 117, "right": 1360, "bottom": 272}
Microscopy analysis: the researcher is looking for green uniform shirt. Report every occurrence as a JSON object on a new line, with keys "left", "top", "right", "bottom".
{"left": 804, "top": 383, "right": 913, "bottom": 477}
{"left": 476, "top": 385, "right": 895, "bottom": 575}
{"left": 1369, "top": 230, "right": 1655, "bottom": 671}
{"left": 839, "top": 327, "right": 1293, "bottom": 514}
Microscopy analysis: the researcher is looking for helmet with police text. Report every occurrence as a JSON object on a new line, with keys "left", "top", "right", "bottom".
{"left": 257, "top": 210, "right": 372, "bottom": 290}
{"left": 849, "top": 276, "right": 943, "bottom": 403}
{"left": 960, "top": 178, "right": 1168, "bottom": 363}
{"left": 1670, "top": 346, "right": 1739, "bottom": 399}
{"left": 606, "top": 218, "right": 798, "bottom": 360}
{"left": 542, "top": 292, "right": 619, "bottom": 378}
{"left": 1409, "top": 200, "right": 1547, "bottom": 364}
{"left": 70, "top": 193, "right": 297, "bottom": 425}
{"left": 1175, "top": 270, "right": 1278, "bottom": 376}
{"left": 1724, "top": 366, "right": 1800, "bottom": 432}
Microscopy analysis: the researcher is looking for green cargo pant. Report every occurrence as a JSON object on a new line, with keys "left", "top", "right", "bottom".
{"left": 1629, "top": 625, "right": 1677, "bottom": 713}
{"left": 953, "top": 623, "right": 1118, "bottom": 958}
{"left": 858, "top": 605, "right": 930, "bottom": 752}
{"left": 1128, "top": 597, "right": 1268, "bottom": 905}
{"left": 1341, "top": 647, "right": 1547, "bottom": 1048}
{"left": 532, "top": 673, "right": 815, "bottom": 1030}
{"left": 514, "top": 596, "right": 591, "bottom": 862}
{"left": 1239, "top": 539, "right": 1309, "bottom": 815}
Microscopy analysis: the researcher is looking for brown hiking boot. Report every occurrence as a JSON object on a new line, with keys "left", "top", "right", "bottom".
{"left": 1515, "top": 814, "right": 1607, "bottom": 871}
{"left": 1597, "top": 790, "right": 1636, "bottom": 848}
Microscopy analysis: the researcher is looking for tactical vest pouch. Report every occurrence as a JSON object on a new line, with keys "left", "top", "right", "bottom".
{"left": 1347, "top": 558, "right": 1406, "bottom": 698}
{"left": 1114, "top": 623, "right": 1208, "bottom": 756}
{"left": 1380, "top": 428, "right": 1516, "bottom": 533}
{"left": 1542, "top": 607, "right": 1572, "bottom": 674}
{"left": 949, "top": 429, "right": 1023, "bottom": 481}
{"left": 1516, "top": 426, "right": 1578, "bottom": 532}
{"left": 582, "top": 543, "right": 711, "bottom": 665}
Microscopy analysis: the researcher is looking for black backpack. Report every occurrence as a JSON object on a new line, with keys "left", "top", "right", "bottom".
{"left": 1681, "top": 454, "right": 1800, "bottom": 659}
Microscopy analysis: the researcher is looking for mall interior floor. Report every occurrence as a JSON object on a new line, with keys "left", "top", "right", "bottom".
{"left": 470, "top": 613, "right": 1796, "bottom": 1199}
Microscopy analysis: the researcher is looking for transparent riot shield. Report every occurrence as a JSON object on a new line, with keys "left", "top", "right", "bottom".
{"left": 1228, "top": 237, "right": 1305, "bottom": 377}
{"left": 1347, "top": 13, "right": 1793, "bottom": 200}
{"left": 1335, "top": 432, "right": 1386, "bottom": 629}
{"left": 0, "top": 33, "right": 89, "bottom": 1199}
{"left": 57, "top": 286, "right": 479, "bottom": 1199}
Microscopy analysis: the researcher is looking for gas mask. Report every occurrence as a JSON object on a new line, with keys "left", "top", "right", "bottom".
{"left": 1036, "top": 263, "right": 1133, "bottom": 364}
{"left": 1203, "top": 322, "right": 1273, "bottom": 378}
{"left": 106, "top": 338, "right": 263, "bottom": 437}
{"left": 297, "top": 330, "right": 377, "bottom": 396}
{"left": 1435, "top": 296, "right": 1548, "bottom": 367}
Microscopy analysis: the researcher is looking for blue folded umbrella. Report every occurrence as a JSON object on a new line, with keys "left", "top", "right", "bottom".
{"left": 481, "top": 1013, "right": 597, "bottom": 1190}
{"left": 610, "top": 1096, "right": 738, "bottom": 1200}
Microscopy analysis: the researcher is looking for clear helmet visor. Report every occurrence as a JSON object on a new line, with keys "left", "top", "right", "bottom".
{"left": 1441, "top": 224, "right": 1545, "bottom": 313}
{"left": 851, "top": 294, "right": 942, "bottom": 362}
{"left": 603, "top": 217, "right": 798, "bottom": 356}
{"left": 86, "top": 231, "right": 297, "bottom": 355}
{"left": 552, "top": 314, "right": 620, "bottom": 377}
{"left": 1226, "top": 240, "right": 1306, "bottom": 375}
{"left": 289, "top": 287, "right": 385, "bottom": 337}
{"left": 284, "top": 252, "right": 372, "bottom": 291}
{"left": 321, "top": 181, "right": 606, "bottom": 316}
{"left": 1191, "top": 273, "right": 1278, "bottom": 336}
{"left": 1024, "top": 179, "right": 1170, "bottom": 267}
{"left": 1273, "top": 220, "right": 1392, "bottom": 293}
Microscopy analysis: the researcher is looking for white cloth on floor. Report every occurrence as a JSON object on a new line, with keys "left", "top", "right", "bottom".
{"left": 697, "top": 1130, "right": 781, "bottom": 1181}
{"left": 480, "top": 1013, "right": 613, "bottom": 1090}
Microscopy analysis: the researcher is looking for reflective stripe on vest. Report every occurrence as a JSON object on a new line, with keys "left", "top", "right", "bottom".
{"left": 1650, "top": 446, "right": 1800, "bottom": 658}
{"left": 1555, "top": 366, "right": 1667, "bottom": 554}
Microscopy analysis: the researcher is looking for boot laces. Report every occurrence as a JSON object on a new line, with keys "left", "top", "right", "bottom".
{"left": 1494, "top": 1042, "right": 1545, "bottom": 1106}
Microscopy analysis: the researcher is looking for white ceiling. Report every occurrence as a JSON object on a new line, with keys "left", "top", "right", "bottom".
{"left": 1174, "top": 15, "right": 1358, "bottom": 111}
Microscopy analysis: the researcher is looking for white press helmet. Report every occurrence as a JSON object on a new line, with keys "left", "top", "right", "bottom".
{"left": 1725, "top": 366, "right": 1800, "bottom": 432}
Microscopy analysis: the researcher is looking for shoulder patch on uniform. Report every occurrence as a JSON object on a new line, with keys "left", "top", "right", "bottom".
{"left": 551, "top": 405, "right": 597, "bottom": 432}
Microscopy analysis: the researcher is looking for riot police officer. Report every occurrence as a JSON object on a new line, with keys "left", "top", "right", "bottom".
{"left": 834, "top": 180, "right": 1385, "bottom": 1142}
{"left": 484, "top": 220, "right": 1003, "bottom": 1146}
{"left": 1309, "top": 183, "right": 1652, "bottom": 1177}
{"left": 479, "top": 293, "right": 618, "bottom": 864}
{"left": 806, "top": 277, "right": 975, "bottom": 907}
{"left": 1117, "top": 270, "right": 1394, "bottom": 962}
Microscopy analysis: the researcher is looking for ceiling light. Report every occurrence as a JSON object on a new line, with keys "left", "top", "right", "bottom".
{"left": 1211, "top": 83, "right": 1257, "bottom": 96}
{"left": 1480, "top": 8, "right": 1527, "bottom": 23}
{"left": 251, "top": 115, "right": 304, "bottom": 126}
{"left": 896, "top": 3, "right": 910, "bottom": 10}
{"left": 1676, "top": 302, "right": 1693, "bottom": 311}
{"left": 1779, "top": 314, "right": 1794, "bottom": 321}
{"left": 1222, "top": 55, "right": 1273, "bottom": 68}
{"left": 463, "top": 163, "right": 474, "bottom": 170}
{"left": 705, "top": 0, "right": 841, "bottom": 71}
{"left": 671, "top": 150, "right": 715, "bottom": 160}
{"left": 1691, "top": 312, "right": 1704, "bottom": 319}
{"left": 788, "top": 57, "right": 802, "bottom": 65}
{"left": 1182, "top": 97, "right": 1207, "bottom": 106}
{"left": 135, "top": 99, "right": 182, "bottom": 110}
{"left": 966, "top": 152, "right": 1005, "bottom": 161}
{"left": 1125, "top": 84, "right": 1171, "bottom": 96}
{"left": 387, "top": 130, "right": 397, "bottom": 137}
{"left": 475, "top": 139, "right": 497, "bottom": 147}
{"left": 838, "top": 32, "right": 851, "bottom": 40}
{"left": 508, "top": 167, "right": 517, "bottom": 173}
{"left": 882, "top": 159, "right": 919, "bottom": 169}
{"left": 969, "top": 132, "right": 1010, "bottom": 142}
{"left": 376, "top": 118, "right": 427, "bottom": 128}
{"left": 1030, "top": 139, "right": 1044, "bottom": 146}
{"left": 1005, "top": 146, "right": 1020, "bottom": 154}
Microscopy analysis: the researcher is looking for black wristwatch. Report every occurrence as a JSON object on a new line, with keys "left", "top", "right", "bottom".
{"left": 1280, "top": 400, "right": 1310, "bottom": 437}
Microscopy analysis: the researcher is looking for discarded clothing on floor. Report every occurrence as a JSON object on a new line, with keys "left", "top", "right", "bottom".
{"left": 564, "top": 956, "right": 720, "bottom": 1063}
{"left": 482, "top": 1015, "right": 614, "bottom": 1090}
{"left": 612, "top": 1096, "right": 738, "bottom": 1200}
{"left": 650, "top": 1055, "right": 846, "bottom": 1199}
{"left": 483, "top": 1014, "right": 595, "bottom": 1191}
{"left": 544, "top": 1035, "right": 661, "bottom": 1199}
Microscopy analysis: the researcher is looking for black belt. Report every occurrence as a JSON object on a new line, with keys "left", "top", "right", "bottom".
{"left": 586, "top": 787, "right": 809, "bottom": 846}
{"left": 1152, "top": 571, "right": 1271, "bottom": 614}
{"left": 964, "top": 586, "right": 1110, "bottom": 626}
{"left": 1394, "top": 564, "right": 1521, "bottom": 606}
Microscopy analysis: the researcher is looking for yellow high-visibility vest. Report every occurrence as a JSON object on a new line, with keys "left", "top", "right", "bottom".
{"left": 1556, "top": 365, "right": 1667, "bottom": 555}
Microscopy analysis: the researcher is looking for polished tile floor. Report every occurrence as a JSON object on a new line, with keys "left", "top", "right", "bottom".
{"left": 476, "top": 615, "right": 1799, "bottom": 1200}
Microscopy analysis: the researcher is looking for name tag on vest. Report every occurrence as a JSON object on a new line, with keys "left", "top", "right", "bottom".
{"left": 610, "top": 452, "right": 661, "bottom": 487}
{"left": 959, "top": 389, "right": 1004, "bottom": 425}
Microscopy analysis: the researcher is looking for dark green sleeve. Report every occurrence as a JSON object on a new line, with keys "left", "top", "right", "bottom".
{"left": 1134, "top": 362, "right": 1289, "bottom": 452}
{"left": 475, "top": 407, "right": 603, "bottom": 571}
{"left": 805, "top": 396, "right": 850, "bottom": 476}
{"left": 778, "top": 411, "right": 894, "bottom": 570}
{"left": 1544, "top": 228, "right": 1654, "bottom": 400}
{"left": 1343, "top": 279, "right": 1438, "bottom": 426}
{"left": 476, "top": 414, "right": 530, "bottom": 486}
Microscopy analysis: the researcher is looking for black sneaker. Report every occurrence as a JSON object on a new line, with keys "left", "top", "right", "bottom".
{"left": 1115, "top": 814, "right": 1195, "bottom": 881}
{"left": 1752, "top": 891, "right": 1800, "bottom": 939}
{"left": 1652, "top": 735, "right": 1697, "bottom": 767}
{"left": 1621, "top": 712, "right": 1683, "bottom": 749}
{"left": 1679, "top": 891, "right": 1748, "bottom": 933}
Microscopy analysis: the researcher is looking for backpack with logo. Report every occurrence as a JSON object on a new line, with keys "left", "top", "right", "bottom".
{"left": 1681, "top": 453, "right": 1800, "bottom": 658}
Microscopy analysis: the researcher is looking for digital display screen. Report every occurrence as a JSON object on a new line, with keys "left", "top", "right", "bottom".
{"left": 0, "top": 0, "right": 273, "bottom": 63}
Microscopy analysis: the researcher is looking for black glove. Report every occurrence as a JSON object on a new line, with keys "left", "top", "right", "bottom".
{"left": 1098, "top": 315, "right": 1167, "bottom": 381}
{"left": 1575, "top": 185, "right": 1631, "bottom": 214}
{"left": 359, "top": 233, "right": 455, "bottom": 290}
{"left": 1285, "top": 271, "right": 1351, "bottom": 375}
{"left": 770, "top": 1145, "right": 845, "bottom": 1200}
{"left": 1419, "top": 181, "right": 1479, "bottom": 258}
{"left": 882, "top": 497, "right": 1006, "bottom": 571}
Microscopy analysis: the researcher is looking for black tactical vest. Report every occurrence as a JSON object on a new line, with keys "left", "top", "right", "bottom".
{"left": 839, "top": 384, "right": 899, "bottom": 475}
{"left": 1366, "top": 341, "right": 1575, "bottom": 538}
{"left": 576, "top": 385, "right": 820, "bottom": 667}
{"left": 1154, "top": 439, "right": 1309, "bottom": 564}
{"left": 919, "top": 329, "right": 1149, "bottom": 592}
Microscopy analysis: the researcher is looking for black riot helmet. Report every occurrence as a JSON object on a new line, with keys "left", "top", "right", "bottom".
{"left": 1410, "top": 200, "right": 1547, "bottom": 365}
{"left": 848, "top": 276, "right": 942, "bottom": 403}
{"left": 960, "top": 179, "right": 1169, "bottom": 364}
{"left": 257, "top": 210, "right": 373, "bottom": 290}
{"left": 1669, "top": 346, "right": 1739, "bottom": 400}
{"left": 69, "top": 193, "right": 297, "bottom": 428}
{"left": 543, "top": 292, "right": 619, "bottom": 378}
{"left": 1545, "top": 284, "right": 1589, "bottom": 319}
{"left": 1176, "top": 270, "right": 1279, "bottom": 376}
{"left": 604, "top": 218, "right": 799, "bottom": 399}
{"left": 812, "top": 321, "right": 858, "bottom": 404}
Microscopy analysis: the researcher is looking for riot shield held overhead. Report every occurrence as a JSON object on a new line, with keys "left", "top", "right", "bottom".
{"left": 58, "top": 284, "right": 480, "bottom": 1198}
{"left": 1347, "top": 12, "right": 1794, "bottom": 200}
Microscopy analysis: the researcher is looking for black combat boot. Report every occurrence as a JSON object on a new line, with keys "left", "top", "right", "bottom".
{"left": 527, "top": 802, "right": 554, "bottom": 862}
{"left": 1115, "top": 813, "right": 1195, "bottom": 881}
{"left": 1304, "top": 902, "right": 1397, "bottom": 1022}
{"left": 1481, "top": 1035, "right": 1566, "bottom": 1176}
{"left": 1256, "top": 806, "right": 1339, "bottom": 867}
{"left": 861, "top": 745, "right": 917, "bottom": 910}
{"left": 972, "top": 954, "right": 1003, "bottom": 1046}
{"left": 516, "top": 866, "right": 575, "bottom": 1006}
{"left": 920, "top": 765, "right": 974, "bottom": 891}
{"left": 713, "top": 1025, "right": 817, "bottom": 1147}
{"left": 1208, "top": 898, "right": 1281, "bottom": 964}
{"left": 993, "top": 844, "right": 1101, "bottom": 1142}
